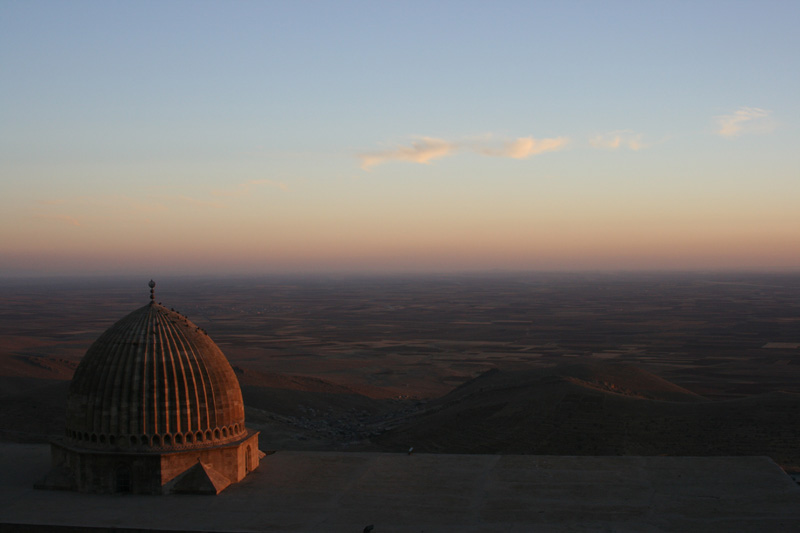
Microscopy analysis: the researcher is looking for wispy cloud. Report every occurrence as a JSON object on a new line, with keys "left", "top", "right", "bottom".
{"left": 359, "top": 135, "right": 568, "bottom": 169}
{"left": 359, "top": 137, "right": 454, "bottom": 170}
{"left": 590, "top": 130, "right": 644, "bottom": 150}
{"left": 38, "top": 198, "right": 68, "bottom": 206}
{"left": 34, "top": 214, "right": 81, "bottom": 226}
{"left": 716, "top": 107, "right": 773, "bottom": 138}
{"left": 479, "top": 136, "right": 569, "bottom": 158}
{"left": 177, "top": 195, "right": 227, "bottom": 209}
{"left": 212, "top": 179, "right": 288, "bottom": 198}
{"left": 127, "top": 198, "right": 168, "bottom": 214}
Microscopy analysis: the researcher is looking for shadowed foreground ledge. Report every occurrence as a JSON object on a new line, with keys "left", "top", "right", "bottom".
{"left": 1, "top": 444, "right": 799, "bottom": 532}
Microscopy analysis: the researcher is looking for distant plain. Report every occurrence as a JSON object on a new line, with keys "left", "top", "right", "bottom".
{"left": 1, "top": 273, "right": 799, "bottom": 468}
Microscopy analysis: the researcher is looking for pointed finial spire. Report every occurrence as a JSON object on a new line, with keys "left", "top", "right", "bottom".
{"left": 149, "top": 279, "right": 156, "bottom": 304}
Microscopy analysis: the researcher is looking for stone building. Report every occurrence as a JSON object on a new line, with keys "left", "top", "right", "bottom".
{"left": 37, "top": 281, "right": 261, "bottom": 494}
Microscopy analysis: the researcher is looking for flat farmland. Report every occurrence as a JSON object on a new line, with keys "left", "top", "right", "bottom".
{"left": 2, "top": 272, "right": 799, "bottom": 399}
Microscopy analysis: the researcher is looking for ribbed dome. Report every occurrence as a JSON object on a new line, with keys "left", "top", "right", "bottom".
{"left": 65, "top": 301, "right": 246, "bottom": 452}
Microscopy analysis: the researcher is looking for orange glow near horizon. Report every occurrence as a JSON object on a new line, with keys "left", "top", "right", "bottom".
{"left": 2, "top": 133, "right": 798, "bottom": 277}
{"left": 5, "top": 211, "right": 800, "bottom": 276}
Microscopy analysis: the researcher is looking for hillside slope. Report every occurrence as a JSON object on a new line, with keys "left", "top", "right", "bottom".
{"left": 373, "top": 363, "right": 800, "bottom": 468}
{"left": 2, "top": 360, "right": 799, "bottom": 468}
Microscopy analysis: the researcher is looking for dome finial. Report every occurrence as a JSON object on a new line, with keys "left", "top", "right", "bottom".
{"left": 149, "top": 279, "right": 156, "bottom": 304}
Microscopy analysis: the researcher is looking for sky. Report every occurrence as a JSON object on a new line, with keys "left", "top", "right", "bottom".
{"left": 1, "top": 0, "right": 798, "bottom": 276}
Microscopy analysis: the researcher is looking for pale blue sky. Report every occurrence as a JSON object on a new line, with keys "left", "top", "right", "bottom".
{"left": 1, "top": 1, "right": 798, "bottom": 275}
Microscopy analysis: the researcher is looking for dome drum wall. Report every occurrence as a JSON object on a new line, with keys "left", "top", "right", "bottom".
{"left": 45, "top": 429, "right": 260, "bottom": 494}
{"left": 63, "top": 422, "right": 246, "bottom": 452}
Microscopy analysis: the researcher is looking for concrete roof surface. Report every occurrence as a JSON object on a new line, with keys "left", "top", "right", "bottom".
{"left": 1, "top": 443, "right": 799, "bottom": 532}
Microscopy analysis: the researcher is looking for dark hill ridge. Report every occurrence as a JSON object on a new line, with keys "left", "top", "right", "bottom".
{"left": 445, "top": 362, "right": 706, "bottom": 403}
{"left": 2, "top": 360, "right": 799, "bottom": 468}
{"left": 373, "top": 363, "right": 800, "bottom": 468}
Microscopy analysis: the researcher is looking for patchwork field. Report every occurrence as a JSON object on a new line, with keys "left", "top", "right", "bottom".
{"left": 1, "top": 273, "right": 799, "bottom": 466}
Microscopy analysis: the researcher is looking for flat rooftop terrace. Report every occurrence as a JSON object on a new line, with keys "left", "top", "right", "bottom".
{"left": 1, "top": 444, "right": 799, "bottom": 532}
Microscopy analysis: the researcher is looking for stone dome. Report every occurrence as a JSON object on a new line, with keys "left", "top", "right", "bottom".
{"left": 65, "top": 300, "right": 246, "bottom": 452}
